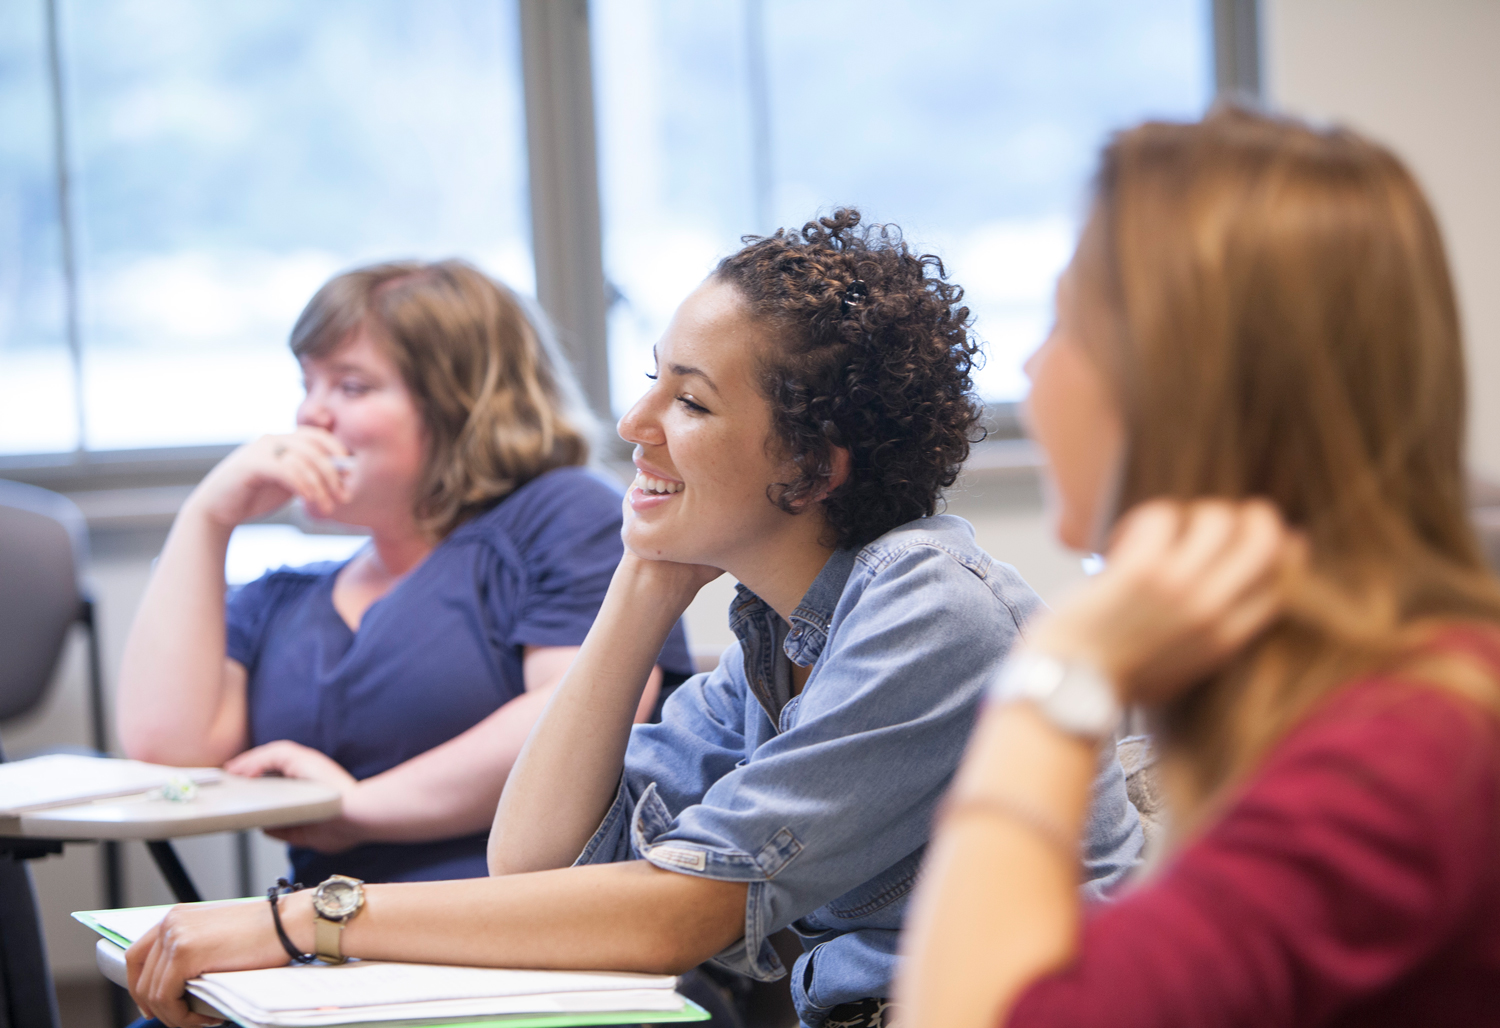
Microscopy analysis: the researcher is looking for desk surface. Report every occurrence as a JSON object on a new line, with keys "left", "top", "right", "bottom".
{"left": 0, "top": 775, "right": 340, "bottom": 840}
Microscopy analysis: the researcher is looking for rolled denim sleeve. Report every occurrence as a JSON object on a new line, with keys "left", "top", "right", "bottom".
{"left": 591, "top": 545, "right": 1025, "bottom": 980}
{"left": 574, "top": 646, "right": 753, "bottom": 868}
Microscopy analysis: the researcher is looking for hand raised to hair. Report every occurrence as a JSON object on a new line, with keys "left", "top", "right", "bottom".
{"left": 1025, "top": 499, "right": 1306, "bottom": 705}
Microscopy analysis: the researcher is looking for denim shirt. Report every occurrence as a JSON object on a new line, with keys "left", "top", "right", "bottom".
{"left": 575, "top": 515, "right": 1143, "bottom": 1026}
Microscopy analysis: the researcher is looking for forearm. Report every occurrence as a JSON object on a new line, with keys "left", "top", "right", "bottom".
{"left": 490, "top": 561, "right": 694, "bottom": 874}
{"left": 347, "top": 688, "right": 553, "bottom": 842}
{"left": 897, "top": 704, "right": 1097, "bottom": 1028}
{"left": 350, "top": 666, "right": 662, "bottom": 845}
{"left": 117, "top": 499, "right": 243, "bottom": 764}
{"left": 285, "top": 861, "right": 747, "bottom": 974}
{"left": 130, "top": 859, "right": 748, "bottom": 1027}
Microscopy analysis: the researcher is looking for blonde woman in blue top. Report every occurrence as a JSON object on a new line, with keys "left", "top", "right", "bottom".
{"left": 119, "top": 260, "right": 691, "bottom": 886}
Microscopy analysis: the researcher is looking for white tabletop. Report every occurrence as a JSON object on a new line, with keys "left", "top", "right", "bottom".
{"left": 0, "top": 774, "right": 341, "bottom": 840}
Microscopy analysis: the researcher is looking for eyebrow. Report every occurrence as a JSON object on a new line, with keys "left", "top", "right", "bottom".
{"left": 668, "top": 362, "right": 721, "bottom": 395}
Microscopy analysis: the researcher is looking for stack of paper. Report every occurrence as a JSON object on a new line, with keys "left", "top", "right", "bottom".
{"left": 0, "top": 754, "right": 221, "bottom": 815}
{"left": 74, "top": 904, "right": 708, "bottom": 1028}
{"left": 191, "top": 962, "right": 690, "bottom": 1027}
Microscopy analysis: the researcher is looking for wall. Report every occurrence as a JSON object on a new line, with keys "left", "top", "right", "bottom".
{"left": 1263, "top": 0, "right": 1500, "bottom": 481}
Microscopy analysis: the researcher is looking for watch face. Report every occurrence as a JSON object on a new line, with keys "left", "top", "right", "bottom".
{"left": 315, "top": 878, "right": 362, "bottom": 918}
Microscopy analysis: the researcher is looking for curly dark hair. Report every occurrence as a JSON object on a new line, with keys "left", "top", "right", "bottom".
{"left": 714, "top": 208, "right": 984, "bottom": 549}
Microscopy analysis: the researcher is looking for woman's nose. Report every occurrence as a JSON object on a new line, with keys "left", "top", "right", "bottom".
{"left": 1023, "top": 338, "right": 1045, "bottom": 383}
{"left": 297, "top": 393, "right": 334, "bottom": 430}
{"left": 617, "top": 392, "right": 665, "bottom": 446}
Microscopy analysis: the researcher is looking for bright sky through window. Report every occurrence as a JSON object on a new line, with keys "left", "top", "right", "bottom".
{"left": 594, "top": 0, "right": 1212, "bottom": 415}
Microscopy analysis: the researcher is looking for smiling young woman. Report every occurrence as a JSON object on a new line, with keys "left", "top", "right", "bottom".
{"left": 124, "top": 213, "right": 1142, "bottom": 1028}
{"left": 116, "top": 259, "right": 692, "bottom": 887}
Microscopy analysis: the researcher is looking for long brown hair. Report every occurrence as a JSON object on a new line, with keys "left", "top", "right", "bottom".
{"left": 1082, "top": 106, "right": 1500, "bottom": 829}
{"left": 290, "top": 259, "right": 595, "bottom": 538}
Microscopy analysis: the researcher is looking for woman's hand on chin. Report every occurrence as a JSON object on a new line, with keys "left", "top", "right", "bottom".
{"left": 1027, "top": 498, "right": 1306, "bottom": 705}
{"left": 127, "top": 899, "right": 293, "bottom": 1027}
{"left": 616, "top": 547, "right": 725, "bottom": 601}
{"left": 187, "top": 427, "right": 352, "bottom": 529}
{"left": 225, "top": 741, "right": 367, "bottom": 853}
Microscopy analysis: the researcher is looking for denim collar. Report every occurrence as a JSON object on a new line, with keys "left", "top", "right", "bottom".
{"left": 728, "top": 548, "right": 858, "bottom": 726}
{"left": 784, "top": 547, "right": 858, "bottom": 666}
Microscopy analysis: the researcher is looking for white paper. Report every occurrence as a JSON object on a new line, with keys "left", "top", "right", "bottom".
{"left": 0, "top": 755, "right": 221, "bottom": 814}
{"left": 198, "top": 962, "right": 677, "bottom": 1013}
{"left": 79, "top": 903, "right": 689, "bottom": 1027}
{"left": 190, "top": 981, "right": 684, "bottom": 1027}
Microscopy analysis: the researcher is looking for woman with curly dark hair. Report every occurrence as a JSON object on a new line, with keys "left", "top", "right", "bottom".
{"left": 127, "top": 211, "right": 1141, "bottom": 1028}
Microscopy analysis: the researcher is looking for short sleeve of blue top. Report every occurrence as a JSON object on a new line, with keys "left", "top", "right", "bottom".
{"left": 225, "top": 466, "right": 693, "bottom": 886}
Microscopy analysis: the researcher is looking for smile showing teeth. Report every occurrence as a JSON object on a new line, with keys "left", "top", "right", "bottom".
{"left": 633, "top": 472, "right": 684, "bottom": 495}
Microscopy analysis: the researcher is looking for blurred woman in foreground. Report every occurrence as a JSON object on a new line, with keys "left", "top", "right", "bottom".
{"left": 899, "top": 107, "right": 1500, "bottom": 1026}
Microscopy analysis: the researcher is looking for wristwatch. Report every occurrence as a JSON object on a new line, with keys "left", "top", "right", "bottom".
{"left": 989, "top": 651, "right": 1122, "bottom": 743}
{"left": 311, "top": 874, "right": 365, "bottom": 964}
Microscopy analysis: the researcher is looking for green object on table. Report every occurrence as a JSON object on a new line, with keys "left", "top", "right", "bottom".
{"left": 73, "top": 905, "right": 171, "bottom": 948}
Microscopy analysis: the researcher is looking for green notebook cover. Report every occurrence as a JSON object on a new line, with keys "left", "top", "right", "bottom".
{"left": 73, "top": 904, "right": 176, "bottom": 948}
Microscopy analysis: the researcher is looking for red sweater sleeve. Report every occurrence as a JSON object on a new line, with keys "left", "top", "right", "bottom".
{"left": 1007, "top": 682, "right": 1500, "bottom": 1028}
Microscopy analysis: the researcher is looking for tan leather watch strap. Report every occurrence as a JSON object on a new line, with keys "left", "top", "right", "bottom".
{"left": 314, "top": 914, "right": 347, "bottom": 964}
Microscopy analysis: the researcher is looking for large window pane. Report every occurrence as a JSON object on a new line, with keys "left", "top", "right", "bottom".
{"left": 594, "top": 0, "right": 1212, "bottom": 413}
{"left": 0, "top": 1, "right": 77, "bottom": 454}
{"left": 594, "top": 1, "right": 753, "bottom": 418}
{"left": 60, "top": 0, "right": 531, "bottom": 451}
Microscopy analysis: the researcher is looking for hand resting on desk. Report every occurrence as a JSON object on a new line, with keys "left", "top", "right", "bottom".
{"left": 224, "top": 742, "right": 362, "bottom": 853}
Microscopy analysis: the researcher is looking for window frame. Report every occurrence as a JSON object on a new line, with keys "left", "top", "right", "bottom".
{"left": 0, "top": 0, "right": 1258, "bottom": 486}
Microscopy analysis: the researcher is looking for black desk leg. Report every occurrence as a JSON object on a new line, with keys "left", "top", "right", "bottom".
{"left": 146, "top": 841, "right": 202, "bottom": 903}
{"left": 103, "top": 840, "right": 131, "bottom": 1028}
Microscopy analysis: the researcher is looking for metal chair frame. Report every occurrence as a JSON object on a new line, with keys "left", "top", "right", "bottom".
{"left": 0, "top": 480, "right": 124, "bottom": 1027}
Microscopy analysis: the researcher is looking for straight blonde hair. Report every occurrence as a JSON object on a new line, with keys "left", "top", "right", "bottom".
{"left": 290, "top": 259, "right": 595, "bottom": 538}
{"left": 1083, "top": 106, "right": 1500, "bottom": 830}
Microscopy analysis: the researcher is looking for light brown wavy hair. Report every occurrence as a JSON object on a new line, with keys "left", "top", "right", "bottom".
{"left": 290, "top": 259, "right": 594, "bottom": 538}
{"left": 1078, "top": 106, "right": 1500, "bottom": 834}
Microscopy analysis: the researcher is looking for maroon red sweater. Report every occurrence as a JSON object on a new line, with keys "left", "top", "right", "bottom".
{"left": 1009, "top": 657, "right": 1500, "bottom": 1027}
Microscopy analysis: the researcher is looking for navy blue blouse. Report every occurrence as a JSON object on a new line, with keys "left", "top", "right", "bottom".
{"left": 225, "top": 466, "right": 693, "bottom": 885}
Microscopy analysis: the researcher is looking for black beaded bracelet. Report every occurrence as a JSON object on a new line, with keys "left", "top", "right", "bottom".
{"left": 267, "top": 878, "right": 316, "bottom": 965}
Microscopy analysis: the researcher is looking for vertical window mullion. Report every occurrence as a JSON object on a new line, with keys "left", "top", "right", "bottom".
{"left": 518, "top": 0, "right": 613, "bottom": 427}
{"left": 1212, "top": 0, "right": 1262, "bottom": 99}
